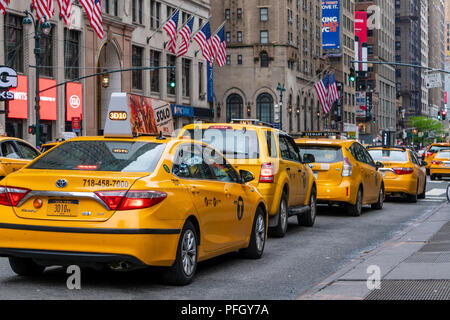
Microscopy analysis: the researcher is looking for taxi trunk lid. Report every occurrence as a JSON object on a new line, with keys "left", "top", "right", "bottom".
{"left": 5, "top": 169, "right": 149, "bottom": 222}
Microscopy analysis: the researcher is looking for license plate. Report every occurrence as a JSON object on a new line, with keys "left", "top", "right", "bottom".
{"left": 313, "top": 172, "right": 318, "bottom": 179}
{"left": 47, "top": 199, "right": 79, "bottom": 217}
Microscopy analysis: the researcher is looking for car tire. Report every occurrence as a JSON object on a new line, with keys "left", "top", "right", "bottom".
{"left": 8, "top": 257, "right": 45, "bottom": 276}
{"left": 371, "top": 184, "right": 384, "bottom": 210}
{"left": 347, "top": 187, "right": 363, "bottom": 217}
{"left": 298, "top": 186, "right": 317, "bottom": 227}
{"left": 418, "top": 179, "right": 426, "bottom": 199}
{"left": 431, "top": 175, "right": 436, "bottom": 181}
{"left": 241, "top": 207, "right": 266, "bottom": 259}
{"left": 162, "top": 221, "right": 198, "bottom": 286}
{"left": 269, "top": 192, "right": 288, "bottom": 238}
{"left": 406, "top": 183, "right": 418, "bottom": 203}
{"left": 426, "top": 169, "right": 430, "bottom": 176}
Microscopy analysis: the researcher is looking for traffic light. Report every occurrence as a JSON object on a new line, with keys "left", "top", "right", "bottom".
{"left": 28, "top": 125, "right": 36, "bottom": 135}
{"left": 442, "top": 111, "right": 447, "bottom": 120}
{"left": 438, "top": 111, "right": 442, "bottom": 120}
{"left": 169, "top": 69, "right": 176, "bottom": 88}
{"left": 349, "top": 67, "right": 356, "bottom": 82}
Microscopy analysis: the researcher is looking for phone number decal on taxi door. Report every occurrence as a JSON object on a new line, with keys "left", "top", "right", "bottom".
{"left": 83, "top": 179, "right": 130, "bottom": 188}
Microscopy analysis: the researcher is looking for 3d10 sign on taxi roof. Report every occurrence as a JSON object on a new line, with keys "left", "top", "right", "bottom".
{"left": 104, "top": 92, "right": 174, "bottom": 138}
{"left": 0, "top": 66, "right": 18, "bottom": 101}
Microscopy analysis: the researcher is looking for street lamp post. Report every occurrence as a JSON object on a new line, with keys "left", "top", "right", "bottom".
{"left": 22, "top": 9, "right": 51, "bottom": 147}
{"left": 276, "top": 83, "right": 286, "bottom": 130}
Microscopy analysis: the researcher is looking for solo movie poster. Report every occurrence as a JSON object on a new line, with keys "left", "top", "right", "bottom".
{"left": 127, "top": 94, "right": 174, "bottom": 136}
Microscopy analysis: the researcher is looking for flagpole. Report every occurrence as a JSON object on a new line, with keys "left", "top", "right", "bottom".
{"left": 190, "top": 15, "right": 212, "bottom": 42}
{"left": 211, "top": 20, "right": 227, "bottom": 37}
{"left": 146, "top": 5, "right": 182, "bottom": 43}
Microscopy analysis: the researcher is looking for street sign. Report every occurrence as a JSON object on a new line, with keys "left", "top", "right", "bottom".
{"left": 72, "top": 117, "right": 81, "bottom": 133}
{"left": 425, "top": 73, "right": 442, "bottom": 89}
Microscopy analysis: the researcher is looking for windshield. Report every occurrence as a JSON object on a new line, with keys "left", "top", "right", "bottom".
{"left": 298, "top": 146, "right": 343, "bottom": 163}
{"left": 184, "top": 128, "right": 260, "bottom": 159}
{"left": 429, "top": 146, "right": 450, "bottom": 153}
{"left": 28, "top": 140, "right": 166, "bottom": 172}
{"left": 368, "top": 149, "right": 408, "bottom": 162}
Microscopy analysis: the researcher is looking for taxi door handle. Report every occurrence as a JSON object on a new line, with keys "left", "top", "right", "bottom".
{"left": 224, "top": 189, "right": 232, "bottom": 198}
{"left": 189, "top": 186, "right": 200, "bottom": 195}
{"left": 298, "top": 169, "right": 302, "bottom": 173}
{"left": 286, "top": 167, "right": 291, "bottom": 171}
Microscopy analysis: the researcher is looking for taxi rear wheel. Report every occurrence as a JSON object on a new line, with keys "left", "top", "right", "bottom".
{"left": 269, "top": 192, "right": 288, "bottom": 238}
{"left": 371, "top": 184, "right": 384, "bottom": 210}
{"left": 241, "top": 207, "right": 266, "bottom": 259}
{"left": 163, "top": 221, "right": 198, "bottom": 286}
{"left": 347, "top": 187, "right": 362, "bottom": 217}
{"left": 431, "top": 174, "right": 436, "bottom": 181}
{"left": 406, "top": 182, "right": 418, "bottom": 203}
{"left": 8, "top": 257, "right": 45, "bottom": 276}
{"left": 418, "top": 180, "right": 426, "bottom": 199}
{"left": 298, "top": 186, "right": 317, "bottom": 227}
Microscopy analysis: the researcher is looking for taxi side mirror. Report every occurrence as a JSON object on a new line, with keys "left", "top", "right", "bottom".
{"left": 240, "top": 170, "right": 254, "bottom": 183}
{"left": 303, "top": 153, "right": 316, "bottom": 164}
{"left": 375, "top": 162, "right": 384, "bottom": 170}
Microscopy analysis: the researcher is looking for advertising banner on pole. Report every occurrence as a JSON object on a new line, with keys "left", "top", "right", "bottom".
{"left": 322, "top": 0, "right": 340, "bottom": 51}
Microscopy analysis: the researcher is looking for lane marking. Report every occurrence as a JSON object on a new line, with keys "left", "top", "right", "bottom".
{"left": 427, "top": 188, "right": 446, "bottom": 196}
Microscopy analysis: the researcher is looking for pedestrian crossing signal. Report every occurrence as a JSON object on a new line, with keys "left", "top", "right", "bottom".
{"left": 28, "top": 125, "right": 36, "bottom": 135}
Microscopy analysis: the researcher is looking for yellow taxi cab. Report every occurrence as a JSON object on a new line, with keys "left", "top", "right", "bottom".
{"left": 296, "top": 137, "right": 385, "bottom": 216}
{"left": 423, "top": 143, "right": 450, "bottom": 174}
{"left": 429, "top": 149, "right": 450, "bottom": 180}
{"left": 0, "top": 93, "right": 267, "bottom": 285}
{"left": 0, "top": 137, "right": 41, "bottom": 181}
{"left": 179, "top": 120, "right": 317, "bottom": 238}
{"left": 39, "top": 142, "right": 59, "bottom": 153}
{"left": 367, "top": 146, "right": 426, "bottom": 202}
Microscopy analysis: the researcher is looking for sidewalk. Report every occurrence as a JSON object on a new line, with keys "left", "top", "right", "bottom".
{"left": 297, "top": 202, "right": 450, "bottom": 300}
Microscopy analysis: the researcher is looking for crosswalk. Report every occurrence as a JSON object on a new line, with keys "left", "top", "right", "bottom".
{"left": 421, "top": 182, "right": 449, "bottom": 202}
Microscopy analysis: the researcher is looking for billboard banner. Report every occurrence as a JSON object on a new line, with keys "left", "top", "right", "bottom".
{"left": 356, "top": 92, "right": 367, "bottom": 118}
{"left": 355, "top": 11, "right": 367, "bottom": 44}
{"left": 66, "top": 82, "right": 83, "bottom": 121}
{"left": 39, "top": 78, "right": 57, "bottom": 121}
{"left": 7, "top": 75, "right": 28, "bottom": 119}
{"left": 322, "top": 0, "right": 340, "bottom": 51}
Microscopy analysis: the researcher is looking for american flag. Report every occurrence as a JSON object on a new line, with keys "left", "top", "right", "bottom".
{"left": 0, "top": 0, "right": 10, "bottom": 15}
{"left": 57, "top": 0, "right": 73, "bottom": 27}
{"left": 176, "top": 16, "right": 194, "bottom": 58}
{"left": 32, "top": 0, "right": 55, "bottom": 21}
{"left": 327, "top": 73, "right": 340, "bottom": 107}
{"left": 314, "top": 74, "right": 332, "bottom": 114}
{"left": 210, "top": 25, "right": 226, "bottom": 67}
{"left": 194, "top": 21, "right": 212, "bottom": 63}
{"left": 163, "top": 9, "right": 180, "bottom": 55}
{"left": 79, "top": 0, "right": 103, "bottom": 39}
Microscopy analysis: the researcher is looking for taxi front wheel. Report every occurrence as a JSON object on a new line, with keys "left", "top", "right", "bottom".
{"left": 8, "top": 257, "right": 45, "bottom": 276}
{"left": 162, "top": 221, "right": 198, "bottom": 286}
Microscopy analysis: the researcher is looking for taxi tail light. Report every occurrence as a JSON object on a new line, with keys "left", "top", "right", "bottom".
{"left": 95, "top": 190, "right": 167, "bottom": 211}
{"left": 432, "top": 161, "right": 442, "bottom": 165}
{"left": 392, "top": 167, "right": 414, "bottom": 175}
{"left": 259, "top": 163, "right": 274, "bottom": 183}
{"left": 425, "top": 152, "right": 435, "bottom": 157}
{"left": 0, "top": 186, "right": 31, "bottom": 206}
{"left": 342, "top": 157, "right": 352, "bottom": 177}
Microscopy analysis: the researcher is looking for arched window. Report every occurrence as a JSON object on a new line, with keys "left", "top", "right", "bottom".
{"left": 260, "top": 51, "right": 269, "bottom": 68}
{"left": 256, "top": 93, "right": 274, "bottom": 123}
{"left": 226, "top": 94, "right": 243, "bottom": 122}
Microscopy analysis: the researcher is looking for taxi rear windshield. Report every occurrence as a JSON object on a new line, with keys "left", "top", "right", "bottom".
{"left": 28, "top": 141, "right": 166, "bottom": 172}
{"left": 298, "top": 146, "right": 343, "bottom": 163}
{"left": 429, "top": 146, "right": 450, "bottom": 153}
{"left": 368, "top": 149, "right": 408, "bottom": 162}
{"left": 184, "top": 128, "right": 259, "bottom": 159}
{"left": 436, "top": 151, "right": 450, "bottom": 158}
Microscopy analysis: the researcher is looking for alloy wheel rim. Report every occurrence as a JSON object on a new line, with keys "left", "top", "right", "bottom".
{"left": 280, "top": 200, "right": 287, "bottom": 231}
{"left": 181, "top": 230, "right": 197, "bottom": 277}
{"left": 310, "top": 192, "right": 316, "bottom": 219}
{"left": 357, "top": 190, "right": 362, "bottom": 212}
{"left": 255, "top": 215, "right": 265, "bottom": 252}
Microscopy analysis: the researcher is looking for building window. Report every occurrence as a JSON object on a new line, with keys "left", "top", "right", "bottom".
{"left": 260, "top": 30, "right": 269, "bottom": 44}
{"left": 167, "top": 54, "right": 176, "bottom": 95}
{"left": 182, "top": 58, "right": 191, "bottom": 97}
{"left": 4, "top": 14, "right": 24, "bottom": 73}
{"left": 226, "top": 94, "right": 243, "bottom": 122}
{"left": 260, "top": 8, "right": 268, "bottom": 21}
{"left": 237, "top": 55, "right": 242, "bottom": 65}
{"left": 132, "top": 46, "right": 143, "bottom": 90}
{"left": 150, "top": 50, "right": 160, "bottom": 93}
{"left": 257, "top": 93, "right": 274, "bottom": 123}
{"left": 198, "top": 62, "right": 204, "bottom": 97}
{"left": 225, "top": 9, "right": 230, "bottom": 20}
{"left": 226, "top": 32, "right": 231, "bottom": 43}
{"left": 39, "top": 25, "right": 54, "bottom": 77}
{"left": 260, "top": 51, "right": 269, "bottom": 68}
{"left": 226, "top": 55, "right": 231, "bottom": 65}
{"left": 64, "top": 29, "right": 80, "bottom": 80}
{"left": 237, "top": 31, "right": 242, "bottom": 43}
{"left": 237, "top": 8, "right": 243, "bottom": 19}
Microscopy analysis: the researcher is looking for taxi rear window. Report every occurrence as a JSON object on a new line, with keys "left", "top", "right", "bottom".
{"left": 368, "top": 149, "right": 408, "bottom": 162}
{"left": 429, "top": 146, "right": 450, "bottom": 153}
{"left": 436, "top": 151, "right": 450, "bottom": 158}
{"left": 298, "top": 146, "right": 343, "bottom": 163}
{"left": 184, "top": 128, "right": 260, "bottom": 159}
{"left": 28, "top": 141, "right": 166, "bottom": 172}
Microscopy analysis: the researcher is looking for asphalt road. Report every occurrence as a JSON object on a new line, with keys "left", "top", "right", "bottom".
{"left": 0, "top": 177, "right": 448, "bottom": 300}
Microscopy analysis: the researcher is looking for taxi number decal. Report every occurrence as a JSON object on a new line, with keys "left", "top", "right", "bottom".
{"left": 83, "top": 179, "right": 129, "bottom": 188}
{"left": 109, "top": 111, "right": 128, "bottom": 121}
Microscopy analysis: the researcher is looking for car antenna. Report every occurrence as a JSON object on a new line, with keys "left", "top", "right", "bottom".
{"left": 156, "top": 131, "right": 166, "bottom": 140}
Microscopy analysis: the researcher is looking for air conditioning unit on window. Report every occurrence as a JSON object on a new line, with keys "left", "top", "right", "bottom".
{"left": 70, "top": 5, "right": 83, "bottom": 30}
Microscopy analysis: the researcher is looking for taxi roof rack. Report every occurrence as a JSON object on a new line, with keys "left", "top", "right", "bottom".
{"left": 230, "top": 119, "right": 274, "bottom": 128}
